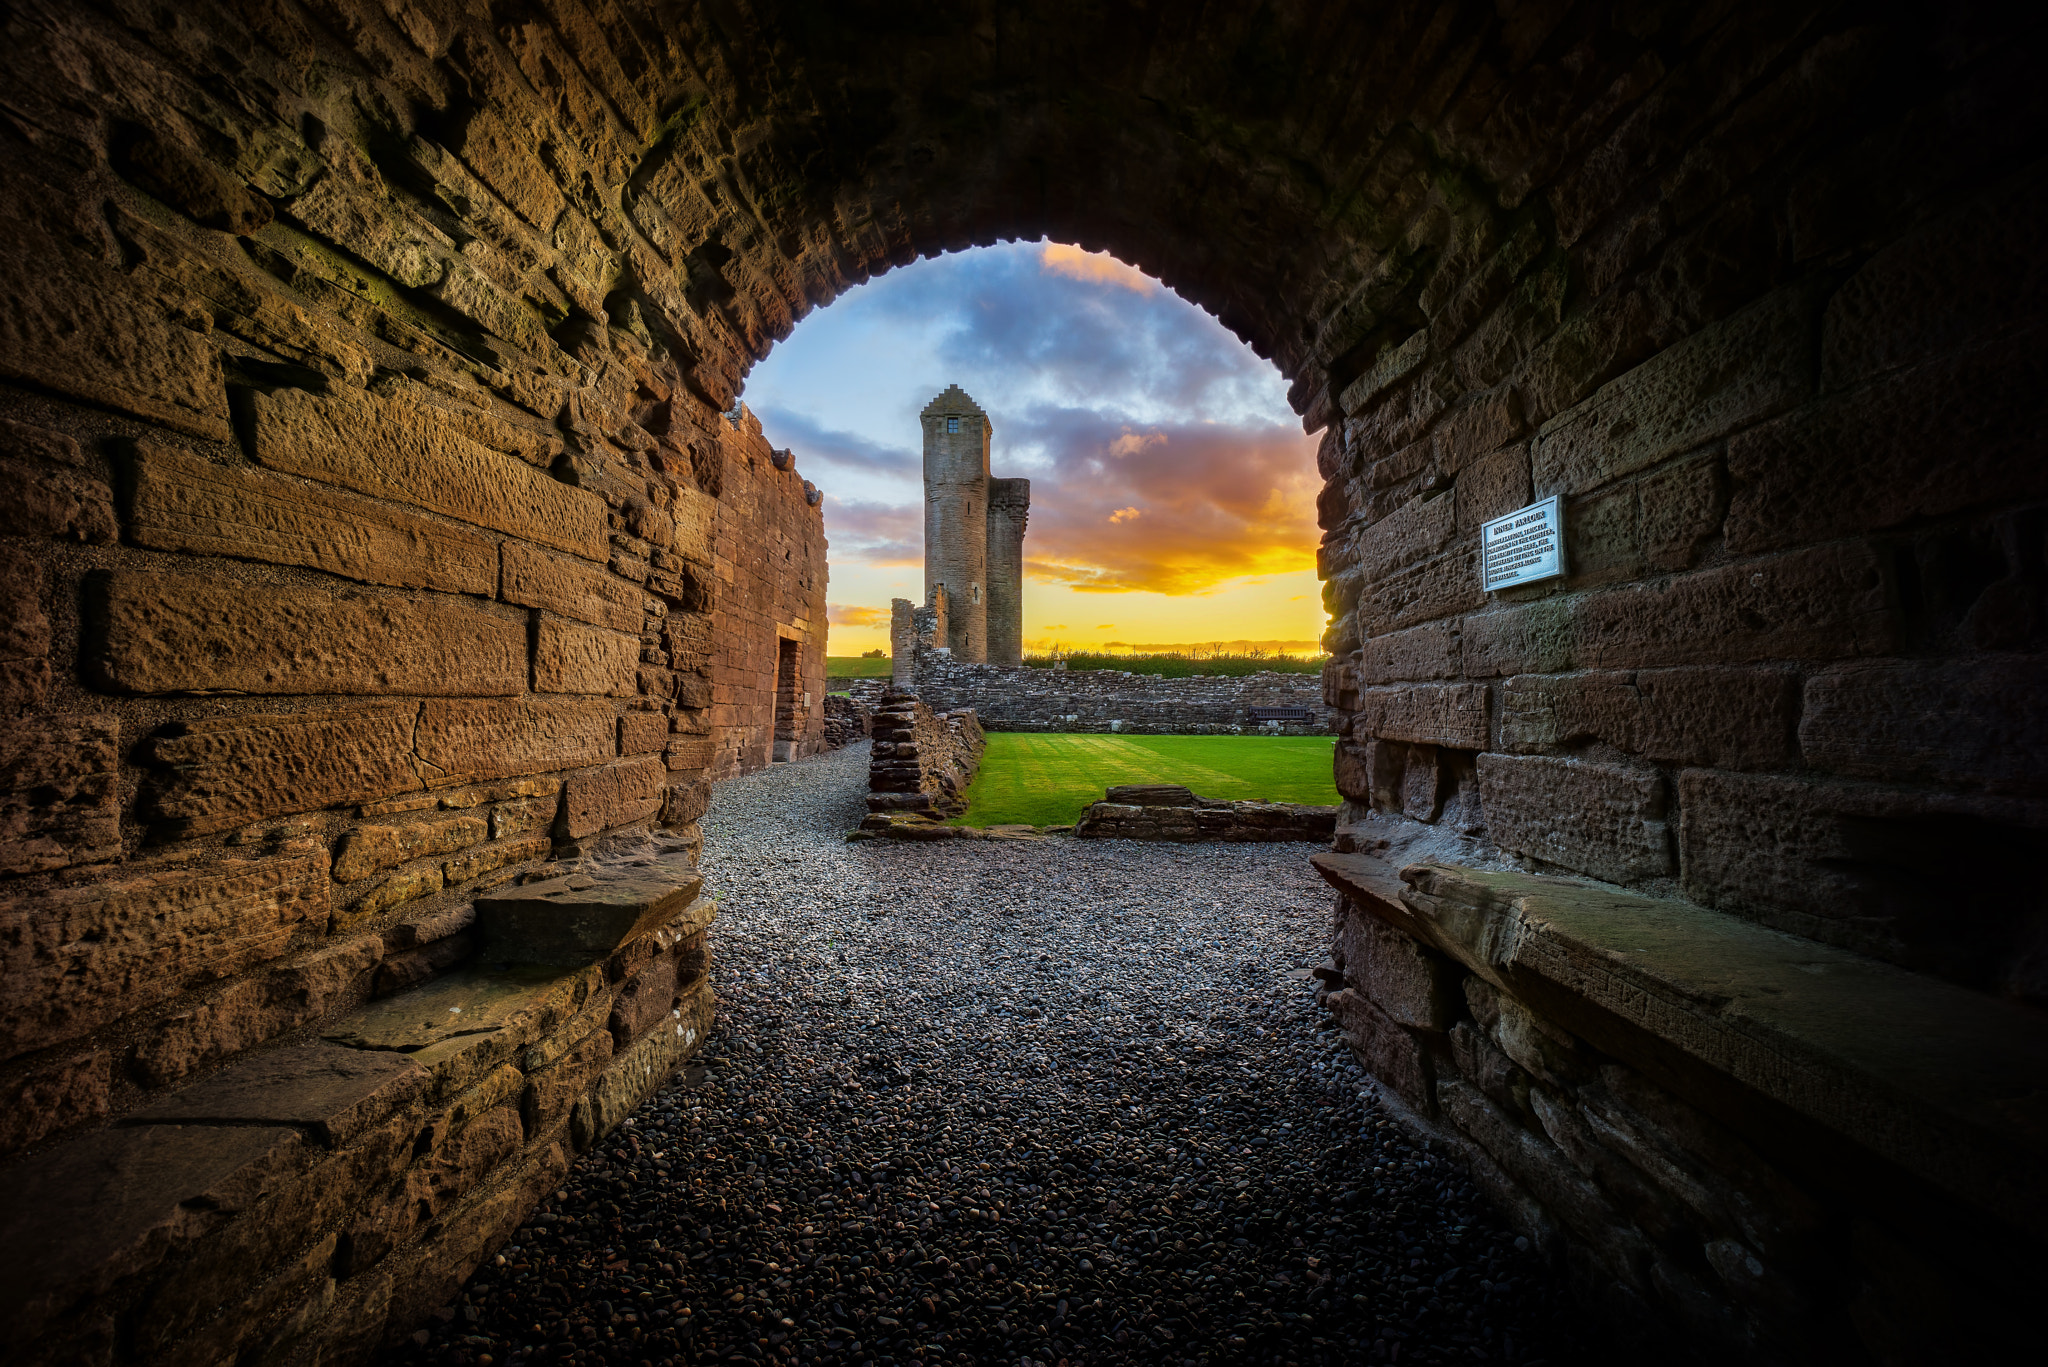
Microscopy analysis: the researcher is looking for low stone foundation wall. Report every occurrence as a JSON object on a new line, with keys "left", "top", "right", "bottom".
{"left": 1074, "top": 784, "right": 1337, "bottom": 842}
{"left": 865, "top": 695, "right": 986, "bottom": 818}
{"left": 1312, "top": 853, "right": 2048, "bottom": 1364}
{"left": 0, "top": 844, "right": 715, "bottom": 1366}
{"left": 913, "top": 658, "right": 1336, "bottom": 734}
{"left": 821, "top": 694, "right": 872, "bottom": 749}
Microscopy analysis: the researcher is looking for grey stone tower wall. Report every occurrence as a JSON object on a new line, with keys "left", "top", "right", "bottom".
{"left": 985, "top": 478, "right": 1031, "bottom": 667}
{"left": 920, "top": 386, "right": 989, "bottom": 662}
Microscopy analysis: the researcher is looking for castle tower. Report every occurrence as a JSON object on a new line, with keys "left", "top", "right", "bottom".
{"left": 985, "top": 478, "right": 1031, "bottom": 666}
{"left": 921, "top": 385, "right": 991, "bottom": 661}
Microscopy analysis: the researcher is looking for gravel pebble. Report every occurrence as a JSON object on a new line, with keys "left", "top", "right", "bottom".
{"left": 387, "top": 742, "right": 1584, "bottom": 1366}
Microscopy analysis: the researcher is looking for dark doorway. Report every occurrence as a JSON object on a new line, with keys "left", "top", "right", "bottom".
{"left": 773, "top": 636, "right": 800, "bottom": 762}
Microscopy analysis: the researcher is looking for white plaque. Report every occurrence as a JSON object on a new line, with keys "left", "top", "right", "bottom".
{"left": 1480, "top": 495, "right": 1565, "bottom": 591}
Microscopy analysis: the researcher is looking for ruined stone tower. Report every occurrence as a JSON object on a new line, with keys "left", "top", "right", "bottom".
{"left": 920, "top": 385, "right": 1028, "bottom": 663}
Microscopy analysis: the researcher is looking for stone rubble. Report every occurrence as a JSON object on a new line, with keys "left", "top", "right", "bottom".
{"left": 388, "top": 743, "right": 1582, "bottom": 1366}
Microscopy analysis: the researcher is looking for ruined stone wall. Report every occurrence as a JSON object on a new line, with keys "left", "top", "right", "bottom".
{"left": 1075, "top": 785, "right": 1337, "bottom": 842}
{"left": 865, "top": 695, "right": 986, "bottom": 819}
{"left": 914, "top": 657, "right": 1337, "bottom": 734}
{"left": 985, "top": 478, "right": 1031, "bottom": 668}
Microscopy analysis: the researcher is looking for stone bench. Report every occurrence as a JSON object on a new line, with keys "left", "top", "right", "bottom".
{"left": 1076, "top": 786, "right": 1337, "bottom": 842}
{"left": 1311, "top": 852, "right": 2048, "bottom": 1356}
{"left": 0, "top": 864, "right": 715, "bottom": 1365}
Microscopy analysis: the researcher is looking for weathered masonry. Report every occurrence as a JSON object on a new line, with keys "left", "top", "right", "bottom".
{"left": 919, "top": 385, "right": 1029, "bottom": 666}
{"left": 0, "top": 2, "right": 2041, "bottom": 1364}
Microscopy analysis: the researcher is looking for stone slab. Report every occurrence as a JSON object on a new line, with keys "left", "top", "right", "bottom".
{"left": 1477, "top": 753, "right": 1673, "bottom": 884}
{"left": 123, "top": 443, "right": 498, "bottom": 595}
{"left": 141, "top": 704, "right": 422, "bottom": 837}
{"left": 474, "top": 866, "right": 703, "bottom": 967}
{"left": 414, "top": 698, "right": 617, "bottom": 788}
{"left": 501, "top": 541, "right": 641, "bottom": 633}
{"left": 0, "top": 714, "right": 120, "bottom": 875}
{"left": 0, "top": 853, "right": 329, "bottom": 1058}
{"left": 1329, "top": 856, "right": 2048, "bottom": 1240}
{"left": 0, "top": 1124, "right": 306, "bottom": 1349}
{"left": 324, "top": 965, "right": 591, "bottom": 1060}
{"left": 247, "top": 385, "right": 607, "bottom": 560}
{"left": 86, "top": 572, "right": 527, "bottom": 697}
{"left": 127, "top": 1043, "right": 427, "bottom": 1148}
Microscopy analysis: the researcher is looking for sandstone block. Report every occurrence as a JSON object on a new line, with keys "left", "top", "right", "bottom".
{"left": 662, "top": 777, "right": 713, "bottom": 828}
{"left": 1359, "top": 544, "right": 1483, "bottom": 637}
{"left": 1572, "top": 543, "right": 1896, "bottom": 668}
{"left": 1352, "top": 492, "right": 1456, "bottom": 583}
{"left": 414, "top": 698, "right": 616, "bottom": 787}
{"left": 618, "top": 711, "right": 668, "bottom": 755}
{"left": 1338, "top": 329, "right": 1428, "bottom": 415}
{"left": 609, "top": 951, "right": 682, "bottom": 1047}
{"left": 123, "top": 443, "right": 498, "bottom": 595}
{"left": 1326, "top": 987, "right": 1432, "bottom": 1111}
{"left": 0, "top": 546, "right": 50, "bottom": 709}
{"left": 343, "top": 1102, "right": 524, "bottom": 1274}
{"left": 1455, "top": 443, "right": 1533, "bottom": 533}
{"left": 522, "top": 1025, "right": 613, "bottom": 1138}
{"left": 440, "top": 833, "right": 550, "bottom": 886}
{"left": 0, "top": 219, "right": 232, "bottom": 441}
{"left": 1334, "top": 740, "right": 1373, "bottom": 803}
{"left": 334, "top": 815, "right": 488, "bottom": 882}
{"left": 1355, "top": 684, "right": 1489, "bottom": 749}
{"left": 1462, "top": 601, "right": 1574, "bottom": 677}
{"left": 340, "top": 865, "right": 444, "bottom": 929}
{"left": 1820, "top": 170, "right": 2047, "bottom": 390}
{"left": 85, "top": 572, "right": 527, "bottom": 697}
{"left": 500, "top": 540, "right": 642, "bottom": 632}
{"left": 0, "top": 1123, "right": 306, "bottom": 1349}
{"left": 141, "top": 704, "right": 420, "bottom": 837}
{"left": 0, "top": 853, "right": 328, "bottom": 1058}
{"left": 1358, "top": 620, "right": 1462, "bottom": 684}
{"left": 0, "top": 1050, "right": 111, "bottom": 1157}
{"left": 1533, "top": 284, "right": 1815, "bottom": 497}
{"left": 560, "top": 757, "right": 668, "bottom": 838}
{"left": 665, "top": 736, "right": 717, "bottom": 771}
{"left": 490, "top": 792, "right": 559, "bottom": 839}
{"left": 1725, "top": 334, "right": 2048, "bottom": 553}
{"left": 1335, "top": 906, "right": 1461, "bottom": 1031}
{"left": 248, "top": 385, "right": 607, "bottom": 560}
{"left": 1676, "top": 769, "right": 2048, "bottom": 961}
{"left": 1501, "top": 668, "right": 1799, "bottom": 770}
{"left": 582, "top": 980, "right": 713, "bottom": 1144}
{"left": 1478, "top": 754, "right": 1673, "bottom": 884}
{"left": 534, "top": 615, "right": 638, "bottom": 695}
{"left": 1800, "top": 656, "right": 2046, "bottom": 796}
{"left": 0, "top": 714, "right": 120, "bottom": 875}
{"left": 0, "top": 455, "right": 116, "bottom": 544}
{"left": 130, "top": 937, "right": 384, "bottom": 1088}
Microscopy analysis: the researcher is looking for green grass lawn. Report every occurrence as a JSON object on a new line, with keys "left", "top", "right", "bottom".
{"left": 952, "top": 732, "right": 1339, "bottom": 827}
{"left": 826, "top": 655, "right": 893, "bottom": 678}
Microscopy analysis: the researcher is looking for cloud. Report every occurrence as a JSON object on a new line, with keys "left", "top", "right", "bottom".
{"left": 1009, "top": 407, "right": 1320, "bottom": 595}
{"left": 821, "top": 497, "right": 921, "bottom": 567}
{"left": 752, "top": 408, "right": 917, "bottom": 479}
{"left": 1040, "top": 243, "right": 1156, "bottom": 293}
{"left": 828, "top": 604, "right": 891, "bottom": 627}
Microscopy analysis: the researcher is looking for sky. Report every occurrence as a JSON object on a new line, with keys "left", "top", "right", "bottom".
{"left": 738, "top": 240, "right": 1325, "bottom": 657}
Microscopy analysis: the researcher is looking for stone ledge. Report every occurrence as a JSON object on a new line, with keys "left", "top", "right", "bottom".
{"left": 1079, "top": 793, "right": 1337, "bottom": 843}
{"left": 1311, "top": 853, "right": 2048, "bottom": 1237}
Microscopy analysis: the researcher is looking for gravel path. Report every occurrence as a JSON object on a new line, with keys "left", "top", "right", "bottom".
{"left": 392, "top": 742, "right": 1581, "bottom": 1367}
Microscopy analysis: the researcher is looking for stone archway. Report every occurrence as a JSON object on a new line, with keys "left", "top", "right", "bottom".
{"left": 0, "top": 2, "right": 2042, "bottom": 1363}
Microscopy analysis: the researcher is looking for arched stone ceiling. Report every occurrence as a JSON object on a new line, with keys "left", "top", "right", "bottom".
{"left": 3, "top": 0, "right": 1826, "bottom": 436}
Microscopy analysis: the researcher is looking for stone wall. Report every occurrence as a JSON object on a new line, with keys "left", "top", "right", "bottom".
{"left": 1074, "top": 785, "right": 1337, "bottom": 842}
{"left": 821, "top": 694, "right": 873, "bottom": 749}
{"left": 865, "top": 694, "right": 986, "bottom": 820}
{"left": 1313, "top": 853, "right": 2048, "bottom": 1363}
{"left": 914, "top": 656, "right": 1336, "bottom": 734}
{"left": 0, "top": 1, "right": 2039, "bottom": 1361}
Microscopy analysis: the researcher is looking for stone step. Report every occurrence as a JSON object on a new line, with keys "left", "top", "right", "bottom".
{"left": 472, "top": 867, "right": 703, "bottom": 967}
